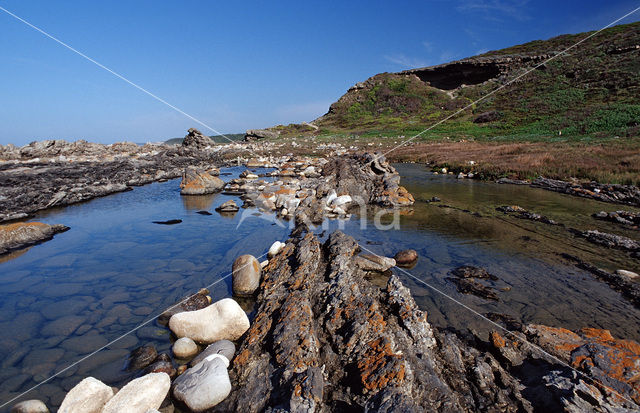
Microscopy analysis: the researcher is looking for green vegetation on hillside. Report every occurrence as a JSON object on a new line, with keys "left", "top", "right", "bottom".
{"left": 276, "top": 22, "right": 640, "bottom": 142}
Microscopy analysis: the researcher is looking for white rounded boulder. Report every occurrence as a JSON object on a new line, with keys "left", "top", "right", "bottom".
{"left": 169, "top": 298, "right": 250, "bottom": 344}
{"left": 59, "top": 377, "right": 114, "bottom": 413}
{"left": 101, "top": 373, "right": 170, "bottom": 413}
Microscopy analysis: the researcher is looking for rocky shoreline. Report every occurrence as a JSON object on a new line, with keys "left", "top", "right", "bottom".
{"left": 6, "top": 150, "right": 640, "bottom": 412}
{"left": 0, "top": 129, "right": 235, "bottom": 223}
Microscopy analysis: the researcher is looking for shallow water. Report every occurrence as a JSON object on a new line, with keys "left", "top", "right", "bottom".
{"left": 0, "top": 164, "right": 639, "bottom": 410}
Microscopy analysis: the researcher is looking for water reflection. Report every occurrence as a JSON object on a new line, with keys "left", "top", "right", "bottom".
{"left": 181, "top": 192, "right": 218, "bottom": 211}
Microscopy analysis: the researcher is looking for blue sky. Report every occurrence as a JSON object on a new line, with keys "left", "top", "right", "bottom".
{"left": 1, "top": 0, "right": 638, "bottom": 145}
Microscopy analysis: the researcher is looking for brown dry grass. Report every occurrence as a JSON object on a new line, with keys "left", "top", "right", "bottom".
{"left": 386, "top": 139, "right": 640, "bottom": 185}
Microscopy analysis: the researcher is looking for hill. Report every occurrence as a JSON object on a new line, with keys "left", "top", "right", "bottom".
{"left": 279, "top": 22, "right": 640, "bottom": 141}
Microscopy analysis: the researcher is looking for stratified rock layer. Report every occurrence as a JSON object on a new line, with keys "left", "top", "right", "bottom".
{"left": 214, "top": 231, "right": 530, "bottom": 412}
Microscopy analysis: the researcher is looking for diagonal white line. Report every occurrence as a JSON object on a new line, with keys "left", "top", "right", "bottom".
{"left": 0, "top": 5, "right": 262, "bottom": 157}
{"left": 0, "top": 246, "right": 275, "bottom": 409}
{"left": 376, "top": 5, "right": 640, "bottom": 162}
{"left": 356, "top": 242, "right": 638, "bottom": 406}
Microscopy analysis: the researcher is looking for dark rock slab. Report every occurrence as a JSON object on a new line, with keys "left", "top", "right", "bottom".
{"left": 152, "top": 219, "right": 182, "bottom": 225}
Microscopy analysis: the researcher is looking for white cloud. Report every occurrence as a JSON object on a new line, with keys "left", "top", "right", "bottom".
{"left": 384, "top": 54, "right": 431, "bottom": 69}
{"left": 456, "top": 0, "right": 531, "bottom": 21}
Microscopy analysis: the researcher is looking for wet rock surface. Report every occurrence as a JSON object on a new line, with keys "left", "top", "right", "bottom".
{"left": 447, "top": 265, "right": 500, "bottom": 300}
{"left": 0, "top": 138, "right": 226, "bottom": 222}
{"left": 561, "top": 253, "right": 640, "bottom": 308}
{"left": 532, "top": 177, "right": 640, "bottom": 207}
{"left": 497, "top": 205, "right": 559, "bottom": 225}
{"left": 0, "top": 222, "right": 69, "bottom": 255}
{"left": 572, "top": 229, "right": 640, "bottom": 252}
{"left": 128, "top": 345, "right": 158, "bottom": 370}
{"left": 593, "top": 210, "right": 640, "bottom": 229}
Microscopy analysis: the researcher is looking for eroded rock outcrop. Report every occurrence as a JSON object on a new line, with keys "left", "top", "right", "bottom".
{"left": 244, "top": 129, "right": 280, "bottom": 142}
{"left": 532, "top": 177, "right": 640, "bottom": 207}
{"left": 214, "top": 231, "right": 530, "bottom": 411}
{"left": 0, "top": 222, "right": 69, "bottom": 255}
{"left": 182, "top": 128, "right": 213, "bottom": 150}
{"left": 490, "top": 324, "right": 640, "bottom": 410}
{"left": 180, "top": 167, "right": 225, "bottom": 195}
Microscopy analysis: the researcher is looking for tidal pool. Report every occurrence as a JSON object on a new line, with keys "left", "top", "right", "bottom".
{"left": 0, "top": 163, "right": 638, "bottom": 411}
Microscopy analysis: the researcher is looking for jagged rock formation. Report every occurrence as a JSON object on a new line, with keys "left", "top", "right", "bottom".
{"left": 244, "top": 129, "right": 280, "bottom": 141}
{"left": 214, "top": 229, "right": 640, "bottom": 412}
{"left": 490, "top": 324, "right": 640, "bottom": 411}
{"left": 0, "top": 222, "right": 69, "bottom": 255}
{"left": 319, "top": 153, "right": 414, "bottom": 208}
{"left": 214, "top": 231, "right": 530, "bottom": 412}
{"left": 182, "top": 128, "right": 214, "bottom": 149}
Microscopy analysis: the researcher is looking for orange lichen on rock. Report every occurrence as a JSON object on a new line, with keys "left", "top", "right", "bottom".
{"left": 1, "top": 222, "right": 49, "bottom": 232}
{"left": 234, "top": 349, "right": 251, "bottom": 366}
{"left": 526, "top": 324, "right": 584, "bottom": 359}
{"left": 490, "top": 331, "right": 507, "bottom": 348}
{"left": 357, "top": 337, "right": 406, "bottom": 392}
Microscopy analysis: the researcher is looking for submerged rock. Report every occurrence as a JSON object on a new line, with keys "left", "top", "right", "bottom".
{"left": 157, "top": 288, "right": 211, "bottom": 325}
{"left": 0, "top": 222, "right": 69, "bottom": 255}
{"left": 58, "top": 376, "right": 114, "bottom": 413}
{"left": 394, "top": 249, "right": 418, "bottom": 267}
{"left": 173, "top": 354, "right": 231, "bottom": 411}
{"left": 232, "top": 255, "right": 261, "bottom": 296}
{"left": 451, "top": 265, "right": 498, "bottom": 280}
{"left": 180, "top": 167, "right": 225, "bottom": 195}
{"left": 447, "top": 277, "right": 500, "bottom": 301}
{"left": 128, "top": 345, "right": 158, "bottom": 370}
{"left": 101, "top": 373, "right": 171, "bottom": 413}
{"left": 168, "top": 298, "right": 250, "bottom": 344}
{"left": 152, "top": 219, "right": 182, "bottom": 225}
{"left": 10, "top": 400, "right": 49, "bottom": 413}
